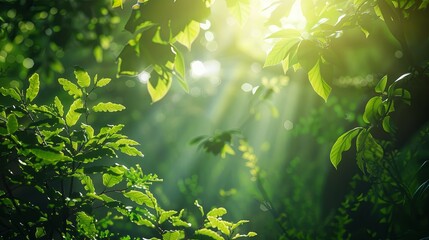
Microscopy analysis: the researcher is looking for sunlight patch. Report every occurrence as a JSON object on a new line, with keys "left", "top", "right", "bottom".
{"left": 283, "top": 120, "right": 294, "bottom": 130}
{"left": 137, "top": 71, "right": 150, "bottom": 84}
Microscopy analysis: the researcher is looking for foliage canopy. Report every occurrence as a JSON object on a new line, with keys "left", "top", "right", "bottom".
{"left": 1, "top": 0, "right": 429, "bottom": 239}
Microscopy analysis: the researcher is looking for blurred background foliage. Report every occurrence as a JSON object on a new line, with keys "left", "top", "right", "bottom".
{"left": 1, "top": 0, "right": 428, "bottom": 238}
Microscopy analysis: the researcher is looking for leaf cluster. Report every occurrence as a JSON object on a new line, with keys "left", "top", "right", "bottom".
{"left": 0, "top": 70, "right": 255, "bottom": 239}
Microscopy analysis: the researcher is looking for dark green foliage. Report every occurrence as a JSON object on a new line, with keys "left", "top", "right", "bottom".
{"left": 0, "top": 0, "right": 120, "bottom": 79}
{"left": 1, "top": 0, "right": 429, "bottom": 238}
{"left": 0, "top": 70, "right": 254, "bottom": 239}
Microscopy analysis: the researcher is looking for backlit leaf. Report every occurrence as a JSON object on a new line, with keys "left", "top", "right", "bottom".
{"left": 112, "top": 0, "right": 123, "bottom": 8}
{"left": 74, "top": 66, "right": 91, "bottom": 88}
{"left": 148, "top": 72, "right": 172, "bottom": 103}
{"left": 231, "top": 220, "right": 249, "bottom": 231}
{"left": 195, "top": 228, "right": 224, "bottom": 240}
{"left": 94, "top": 46, "right": 103, "bottom": 63}
{"left": 102, "top": 173, "right": 123, "bottom": 187}
{"left": 308, "top": 60, "right": 331, "bottom": 102}
{"left": 221, "top": 144, "right": 235, "bottom": 158}
{"left": 162, "top": 231, "right": 182, "bottom": 240}
{"left": 0, "top": 87, "right": 21, "bottom": 101}
{"left": 362, "top": 96, "right": 382, "bottom": 124}
{"left": 7, "top": 114, "right": 18, "bottom": 134}
{"left": 232, "top": 232, "right": 257, "bottom": 239}
{"left": 81, "top": 175, "right": 95, "bottom": 193}
{"left": 116, "top": 139, "right": 139, "bottom": 146}
{"left": 81, "top": 123, "right": 94, "bottom": 139}
{"left": 58, "top": 78, "right": 82, "bottom": 99}
{"left": 159, "top": 210, "right": 178, "bottom": 224}
{"left": 175, "top": 20, "right": 200, "bottom": 50}
{"left": 76, "top": 212, "right": 97, "bottom": 238}
{"left": 66, "top": 99, "right": 83, "bottom": 126}
{"left": 173, "top": 47, "right": 189, "bottom": 93}
{"left": 207, "top": 207, "right": 227, "bottom": 218}
{"left": 92, "top": 102, "right": 126, "bottom": 112}
{"left": 123, "top": 190, "right": 154, "bottom": 207}
{"left": 120, "top": 146, "right": 144, "bottom": 157}
{"left": 171, "top": 216, "right": 191, "bottom": 228}
{"left": 30, "top": 148, "right": 67, "bottom": 165}
{"left": 194, "top": 200, "right": 204, "bottom": 216}
{"left": 264, "top": 39, "right": 299, "bottom": 67}
{"left": 207, "top": 216, "right": 230, "bottom": 235}
{"left": 26, "top": 73, "right": 39, "bottom": 102}
{"left": 226, "top": 0, "right": 250, "bottom": 25}
{"left": 375, "top": 75, "right": 387, "bottom": 93}
{"left": 96, "top": 78, "right": 111, "bottom": 87}
{"left": 54, "top": 96, "right": 64, "bottom": 116}
{"left": 330, "top": 127, "right": 362, "bottom": 169}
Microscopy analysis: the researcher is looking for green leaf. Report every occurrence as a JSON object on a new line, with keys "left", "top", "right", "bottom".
{"left": 54, "top": 96, "right": 64, "bottom": 116}
{"left": 173, "top": 48, "right": 189, "bottom": 93}
{"left": 194, "top": 200, "right": 204, "bottom": 216}
{"left": 207, "top": 216, "right": 230, "bottom": 236}
{"left": 96, "top": 78, "right": 112, "bottom": 87}
{"left": 66, "top": 99, "right": 83, "bottom": 127}
{"left": 163, "top": 231, "right": 183, "bottom": 240}
{"left": 30, "top": 148, "right": 66, "bottom": 164}
{"left": 74, "top": 66, "right": 91, "bottom": 88}
{"left": 308, "top": 60, "right": 331, "bottom": 102}
{"left": 81, "top": 123, "right": 94, "bottom": 139}
{"left": 102, "top": 173, "right": 123, "bottom": 187}
{"left": 35, "top": 227, "right": 46, "bottom": 238}
{"left": 92, "top": 102, "right": 126, "bottom": 112}
{"left": 173, "top": 47, "right": 185, "bottom": 79}
{"left": 120, "top": 146, "right": 144, "bottom": 157}
{"left": 148, "top": 71, "right": 172, "bottom": 103}
{"left": 175, "top": 21, "right": 200, "bottom": 50}
{"left": 93, "top": 46, "right": 103, "bottom": 63}
{"left": 264, "top": 39, "right": 300, "bottom": 67}
{"left": 0, "top": 87, "right": 21, "bottom": 101}
{"left": 123, "top": 190, "right": 154, "bottom": 208}
{"left": 207, "top": 207, "right": 227, "bottom": 218}
{"left": 7, "top": 114, "right": 18, "bottom": 134}
{"left": 81, "top": 175, "right": 95, "bottom": 193}
{"left": 159, "top": 210, "right": 178, "bottom": 224}
{"left": 330, "top": 127, "right": 362, "bottom": 169}
{"left": 382, "top": 116, "right": 392, "bottom": 133}
{"left": 195, "top": 228, "right": 224, "bottom": 240}
{"left": 362, "top": 96, "right": 383, "bottom": 124}
{"left": 112, "top": 0, "right": 123, "bottom": 8}
{"left": 171, "top": 215, "right": 191, "bottom": 227}
{"left": 232, "top": 232, "right": 257, "bottom": 239}
{"left": 99, "top": 194, "right": 116, "bottom": 203}
{"left": 87, "top": 192, "right": 104, "bottom": 201}
{"left": 116, "top": 138, "right": 139, "bottom": 146}
{"left": 76, "top": 212, "right": 97, "bottom": 238}
{"left": 231, "top": 220, "right": 249, "bottom": 231}
{"left": 375, "top": 75, "right": 387, "bottom": 93}
{"left": 26, "top": 73, "right": 40, "bottom": 102}
{"left": 226, "top": 0, "right": 250, "bottom": 25}
{"left": 221, "top": 144, "right": 235, "bottom": 158}
{"left": 58, "top": 78, "right": 82, "bottom": 99}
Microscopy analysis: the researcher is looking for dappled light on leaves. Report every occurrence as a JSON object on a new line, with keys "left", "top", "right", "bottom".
{"left": 1, "top": 0, "right": 429, "bottom": 239}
